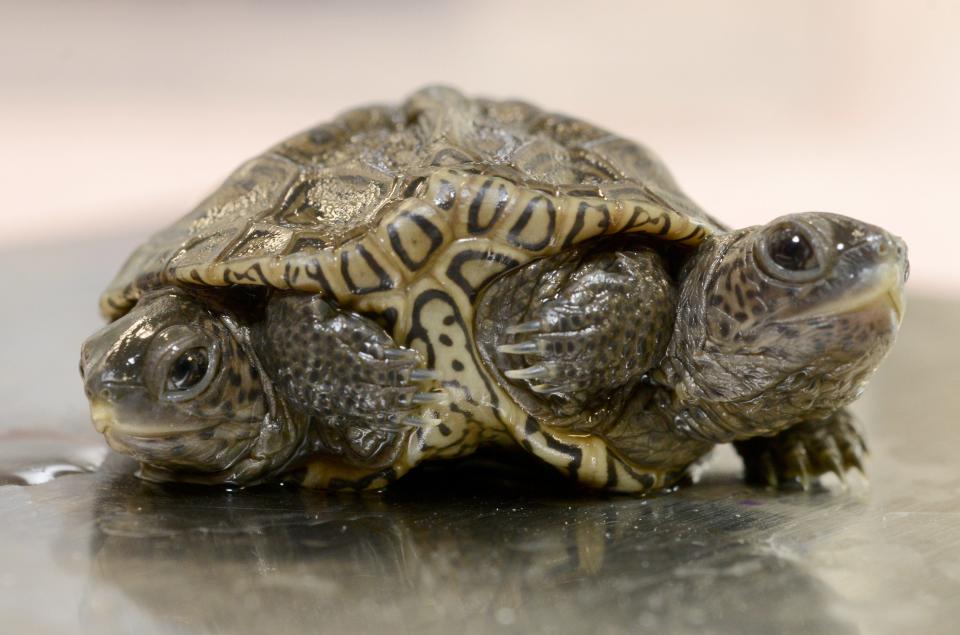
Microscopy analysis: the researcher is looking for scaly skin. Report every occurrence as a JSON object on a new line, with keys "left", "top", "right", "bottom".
{"left": 735, "top": 410, "right": 867, "bottom": 489}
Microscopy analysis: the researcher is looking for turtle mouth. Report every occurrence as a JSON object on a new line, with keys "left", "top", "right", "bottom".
{"left": 787, "top": 261, "right": 906, "bottom": 325}
{"left": 90, "top": 400, "right": 221, "bottom": 439}
{"left": 884, "top": 287, "right": 905, "bottom": 324}
{"left": 93, "top": 403, "right": 260, "bottom": 471}
{"left": 90, "top": 401, "right": 115, "bottom": 434}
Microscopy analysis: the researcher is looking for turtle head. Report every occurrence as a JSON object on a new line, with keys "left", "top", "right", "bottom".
{"left": 80, "top": 289, "right": 296, "bottom": 484}
{"left": 666, "top": 212, "right": 908, "bottom": 441}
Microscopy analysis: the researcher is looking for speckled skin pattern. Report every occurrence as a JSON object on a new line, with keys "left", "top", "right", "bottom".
{"left": 80, "top": 87, "right": 908, "bottom": 492}
{"left": 477, "top": 244, "right": 677, "bottom": 417}
{"left": 257, "top": 294, "right": 429, "bottom": 469}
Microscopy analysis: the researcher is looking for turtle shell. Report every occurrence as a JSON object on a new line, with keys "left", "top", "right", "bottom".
{"left": 101, "top": 86, "right": 720, "bottom": 320}
{"left": 99, "top": 86, "right": 730, "bottom": 492}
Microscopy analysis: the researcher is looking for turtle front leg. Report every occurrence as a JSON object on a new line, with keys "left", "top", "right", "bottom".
{"left": 257, "top": 294, "right": 444, "bottom": 473}
{"left": 734, "top": 409, "right": 867, "bottom": 490}
{"left": 486, "top": 246, "right": 677, "bottom": 415}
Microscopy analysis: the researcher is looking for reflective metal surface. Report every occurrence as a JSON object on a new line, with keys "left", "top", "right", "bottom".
{"left": 1, "top": 240, "right": 958, "bottom": 634}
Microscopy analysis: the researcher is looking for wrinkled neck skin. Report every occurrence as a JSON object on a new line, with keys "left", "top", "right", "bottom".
{"left": 657, "top": 232, "right": 781, "bottom": 443}
{"left": 653, "top": 230, "right": 897, "bottom": 444}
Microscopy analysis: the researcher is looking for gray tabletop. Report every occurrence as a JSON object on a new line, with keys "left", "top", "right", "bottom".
{"left": 1, "top": 238, "right": 958, "bottom": 635}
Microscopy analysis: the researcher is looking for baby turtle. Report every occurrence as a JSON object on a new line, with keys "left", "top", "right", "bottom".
{"left": 80, "top": 87, "right": 907, "bottom": 492}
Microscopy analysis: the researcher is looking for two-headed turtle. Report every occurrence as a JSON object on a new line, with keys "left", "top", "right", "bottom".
{"left": 80, "top": 87, "right": 907, "bottom": 492}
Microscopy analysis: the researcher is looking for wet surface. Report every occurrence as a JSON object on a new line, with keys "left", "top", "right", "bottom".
{"left": 1, "top": 239, "right": 959, "bottom": 634}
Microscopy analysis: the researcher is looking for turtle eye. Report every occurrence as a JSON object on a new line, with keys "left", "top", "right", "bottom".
{"left": 756, "top": 222, "right": 826, "bottom": 282}
{"left": 167, "top": 348, "right": 209, "bottom": 392}
{"left": 769, "top": 227, "right": 816, "bottom": 271}
{"left": 145, "top": 325, "right": 221, "bottom": 401}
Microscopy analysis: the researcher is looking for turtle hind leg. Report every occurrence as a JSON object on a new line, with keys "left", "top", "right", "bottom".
{"left": 734, "top": 409, "right": 867, "bottom": 490}
{"left": 481, "top": 245, "right": 677, "bottom": 415}
{"left": 257, "top": 294, "right": 444, "bottom": 470}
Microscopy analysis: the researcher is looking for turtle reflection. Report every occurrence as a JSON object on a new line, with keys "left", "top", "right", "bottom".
{"left": 86, "top": 454, "right": 856, "bottom": 634}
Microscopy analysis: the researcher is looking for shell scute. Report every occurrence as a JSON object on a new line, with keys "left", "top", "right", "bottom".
{"left": 501, "top": 190, "right": 558, "bottom": 253}
{"left": 337, "top": 240, "right": 398, "bottom": 297}
{"left": 101, "top": 87, "right": 720, "bottom": 319}
{"left": 379, "top": 199, "right": 452, "bottom": 277}
{"left": 558, "top": 199, "right": 613, "bottom": 248}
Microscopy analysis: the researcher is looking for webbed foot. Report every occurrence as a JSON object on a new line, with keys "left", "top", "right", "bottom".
{"left": 735, "top": 409, "right": 867, "bottom": 490}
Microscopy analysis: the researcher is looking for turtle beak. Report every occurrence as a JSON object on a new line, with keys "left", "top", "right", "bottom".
{"left": 80, "top": 337, "right": 120, "bottom": 435}
{"left": 80, "top": 330, "right": 115, "bottom": 413}
{"left": 884, "top": 235, "right": 908, "bottom": 324}
{"left": 80, "top": 309, "right": 152, "bottom": 434}
{"left": 887, "top": 285, "right": 905, "bottom": 324}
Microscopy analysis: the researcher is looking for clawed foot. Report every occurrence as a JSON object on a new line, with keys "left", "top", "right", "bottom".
{"left": 314, "top": 340, "right": 444, "bottom": 463}
{"left": 271, "top": 295, "right": 447, "bottom": 431}
{"left": 492, "top": 249, "right": 674, "bottom": 411}
{"left": 363, "top": 344, "right": 447, "bottom": 429}
{"left": 736, "top": 412, "right": 867, "bottom": 490}
{"left": 496, "top": 317, "right": 593, "bottom": 397}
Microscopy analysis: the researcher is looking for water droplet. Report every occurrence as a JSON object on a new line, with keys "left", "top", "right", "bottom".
{"left": 0, "top": 433, "right": 106, "bottom": 487}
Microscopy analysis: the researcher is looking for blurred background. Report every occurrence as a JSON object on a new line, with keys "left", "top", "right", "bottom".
{"left": 2, "top": 0, "right": 958, "bottom": 292}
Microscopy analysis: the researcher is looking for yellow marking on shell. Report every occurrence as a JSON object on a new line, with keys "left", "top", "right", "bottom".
{"left": 432, "top": 168, "right": 712, "bottom": 254}
{"left": 421, "top": 170, "right": 460, "bottom": 212}
{"left": 449, "top": 174, "right": 503, "bottom": 238}
{"left": 617, "top": 199, "right": 711, "bottom": 245}
{"left": 556, "top": 198, "right": 614, "bottom": 246}
{"left": 522, "top": 422, "right": 669, "bottom": 493}
{"left": 166, "top": 256, "right": 278, "bottom": 289}
{"left": 492, "top": 187, "right": 559, "bottom": 252}
{"left": 314, "top": 250, "right": 350, "bottom": 300}
{"left": 100, "top": 287, "right": 139, "bottom": 320}
{"left": 335, "top": 236, "right": 398, "bottom": 295}
{"left": 354, "top": 286, "right": 410, "bottom": 330}
{"left": 357, "top": 255, "right": 524, "bottom": 470}
{"left": 434, "top": 238, "right": 531, "bottom": 299}
{"left": 374, "top": 198, "right": 453, "bottom": 280}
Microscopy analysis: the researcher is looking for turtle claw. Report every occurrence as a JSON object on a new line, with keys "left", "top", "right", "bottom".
{"left": 371, "top": 344, "right": 445, "bottom": 419}
{"left": 819, "top": 436, "right": 847, "bottom": 484}
{"left": 784, "top": 444, "right": 813, "bottom": 490}
{"left": 505, "top": 320, "right": 543, "bottom": 335}
{"left": 399, "top": 390, "right": 447, "bottom": 407}
{"left": 497, "top": 341, "right": 541, "bottom": 355}
{"left": 737, "top": 411, "right": 867, "bottom": 491}
{"left": 823, "top": 451, "right": 847, "bottom": 484}
{"left": 383, "top": 347, "right": 420, "bottom": 362}
{"left": 844, "top": 446, "right": 867, "bottom": 475}
{"left": 796, "top": 458, "right": 812, "bottom": 491}
{"left": 409, "top": 368, "right": 440, "bottom": 382}
{"left": 836, "top": 421, "right": 867, "bottom": 474}
{"left": 758, "top": 453, "right": 779, "bottom": 489}
{"left": 504, "top": 363, "right": 554, "bottom": 381}
{"left": 401, "top": 413, "right": 442, "bottom": 428}
{"left": 530, "top": 382, "right": 579, "bottom": 395}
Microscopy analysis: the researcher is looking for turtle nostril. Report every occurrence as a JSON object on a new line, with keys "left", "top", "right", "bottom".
{"left": 877, "top": 242, "right": 890, "bottom": 257}
{"left": 79, "top": 359, "right": 86, "bottom": 380}
{"left": 84, "top": 387, "right": 94, "bottom": 399}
